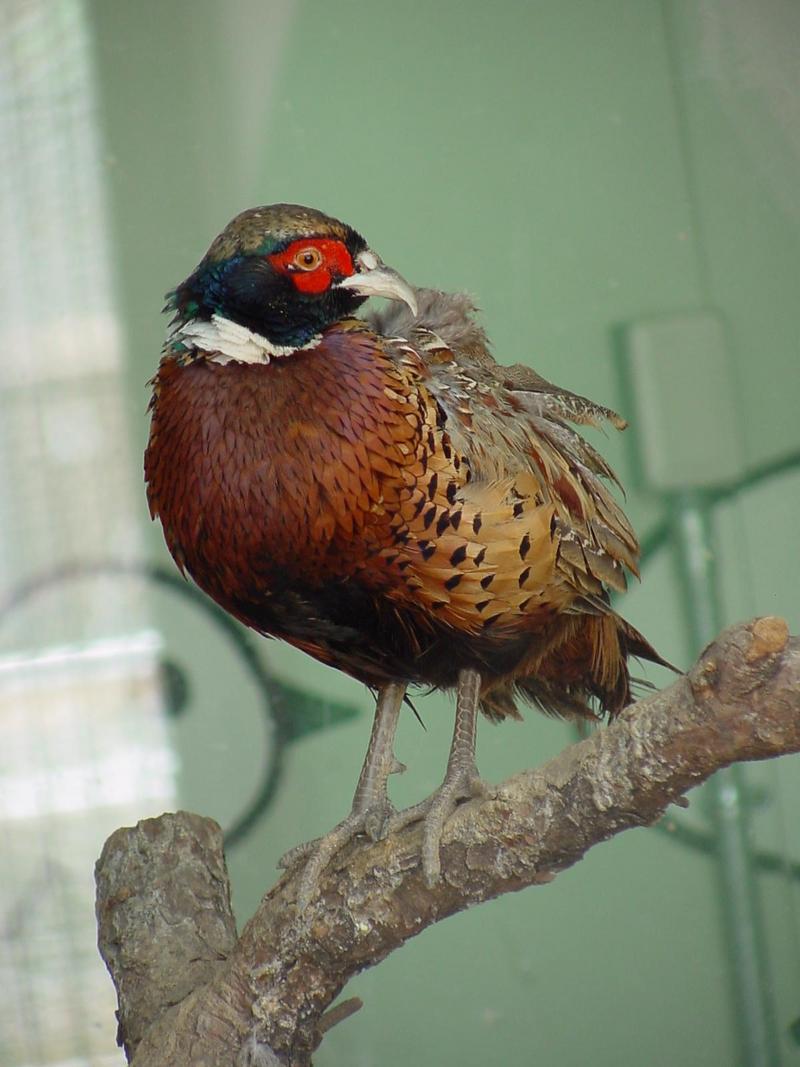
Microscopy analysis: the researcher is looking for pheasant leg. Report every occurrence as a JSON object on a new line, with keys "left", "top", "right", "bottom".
{"left": 280, "top": 680, "right": 406, "bottom": 909}
{"left": 386, "top": 667, "right": 493, "bottom": 886}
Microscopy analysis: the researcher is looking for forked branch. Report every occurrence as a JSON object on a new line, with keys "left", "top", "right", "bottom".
{"left": 95, "top": 616, "right": 800, "bottom": 1066}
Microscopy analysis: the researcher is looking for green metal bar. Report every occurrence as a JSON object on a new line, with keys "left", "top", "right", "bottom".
{"left": 672, "top": 491, "right": 779, "bottom": 1067}
{"left": 639, "top": 448, "right": 800, "bottom": 570}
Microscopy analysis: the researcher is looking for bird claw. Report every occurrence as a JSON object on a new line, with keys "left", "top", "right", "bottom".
{"left": 420, "top": 772, "right": 494, "bottom": 886}
{"left": 385, "top": 768, "right": 494, "bottom": 887}
{"left": 280, "top": 671, "right": 493, "bottom": 905}
{"left": 363, "top": 802, "right": 395, "bottom": 841}
{"left": 279, "top": 772, "right": 493, "bottom": 904}
{"left": 279, "top": 683, "right": 408, "bottom": 909}
{"left": 279, "top": 797, "right": 397, "bottom": 910}
{"left": 277, "top": 837, "right": 320, "bottom": 872}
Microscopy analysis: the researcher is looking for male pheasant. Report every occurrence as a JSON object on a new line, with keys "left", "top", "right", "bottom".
{"left": 145, "top": 203, "right": 668, "bottom": 906}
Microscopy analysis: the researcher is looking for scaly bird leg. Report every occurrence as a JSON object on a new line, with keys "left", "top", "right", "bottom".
{"left": 279, "top": 680, "right": 407, "bottom": 909}
{"left": 386, "top": 667, "right": 493, "bottom": 887}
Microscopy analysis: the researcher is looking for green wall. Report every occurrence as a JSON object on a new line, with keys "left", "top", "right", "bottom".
{"left": 90, "top": 2, "right": 800, "bottom": 1064}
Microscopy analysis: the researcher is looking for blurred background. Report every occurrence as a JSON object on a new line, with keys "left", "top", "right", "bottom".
{"left": 1, "top": 1, "right": 799, "bottom": 1064}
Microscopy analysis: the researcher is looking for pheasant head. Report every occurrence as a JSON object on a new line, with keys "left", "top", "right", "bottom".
{"left": 166, "top": 203, "right": 417, "bottom": 362}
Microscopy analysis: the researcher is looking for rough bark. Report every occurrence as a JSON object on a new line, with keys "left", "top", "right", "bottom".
{"left": 95, "top": 617, "right": 800, "bottom": 1066}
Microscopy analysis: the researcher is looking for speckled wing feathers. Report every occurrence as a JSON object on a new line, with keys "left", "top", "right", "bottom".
{"left": 368, "top": 289, "right": 657, "bottom": 717}
{"left": 378, "top": 292, "right": 638, "bottom": 597}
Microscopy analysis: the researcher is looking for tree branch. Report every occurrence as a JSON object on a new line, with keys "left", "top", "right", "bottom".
{"left": 95, "top": 617, "right": 800, "bottom": 1066}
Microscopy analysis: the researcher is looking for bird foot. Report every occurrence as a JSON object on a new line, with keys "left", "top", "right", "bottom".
{"left": 385, "top": 767, "right": 494, "bottom": 887}
{"left": 278, "top": 796, "right": 397, "bottom": 910}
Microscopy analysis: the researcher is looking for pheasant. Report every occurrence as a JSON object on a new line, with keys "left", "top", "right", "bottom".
{"left": 145, "top": 203, "right": 669, "bottom": 907}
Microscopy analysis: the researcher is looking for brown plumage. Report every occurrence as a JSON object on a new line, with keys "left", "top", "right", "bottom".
{"left": 145, "top": 204, "right": 669, "bottom": 901}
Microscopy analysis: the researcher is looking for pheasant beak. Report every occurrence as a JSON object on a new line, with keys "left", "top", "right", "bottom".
{"left": 336, "top": 250, "right": 418, "bottom": 317}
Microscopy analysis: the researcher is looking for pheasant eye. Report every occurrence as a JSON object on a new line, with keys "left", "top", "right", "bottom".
{"left": 292, "top": 247, "right": 324, "bottom": 271}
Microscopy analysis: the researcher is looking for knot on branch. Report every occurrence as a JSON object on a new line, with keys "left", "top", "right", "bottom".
{"left": 689, "top": 616, "right": 791, "bottom": 706}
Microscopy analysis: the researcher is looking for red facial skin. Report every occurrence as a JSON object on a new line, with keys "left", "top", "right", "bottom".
{"left": 268, "top": 238, "right": 355, "bottom": 295}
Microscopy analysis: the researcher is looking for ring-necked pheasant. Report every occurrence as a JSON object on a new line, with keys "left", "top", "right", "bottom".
{"left": 145, "top": 203, "right": 669, "bottom": 907}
